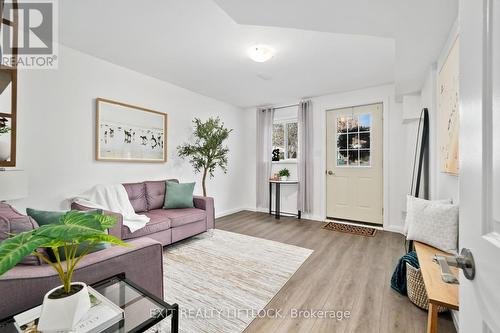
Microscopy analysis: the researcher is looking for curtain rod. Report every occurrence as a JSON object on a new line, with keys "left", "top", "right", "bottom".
{"left": 274, "top": 103, "right": 299, "bottom": 110}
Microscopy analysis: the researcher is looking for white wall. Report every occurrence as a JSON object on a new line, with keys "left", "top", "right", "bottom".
{"left": 422, "top": 20, "right": 460, "bottom": 204}
{"left": 11, "top": 45, "right": 253, "bottom": 216}
{"left": 247, "top": 84, "right": 412, "bottom": 232}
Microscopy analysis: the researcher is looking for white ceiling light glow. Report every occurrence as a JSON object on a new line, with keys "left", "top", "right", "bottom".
{"left": 248, "top": 44, "right": 274, "bottom": 62}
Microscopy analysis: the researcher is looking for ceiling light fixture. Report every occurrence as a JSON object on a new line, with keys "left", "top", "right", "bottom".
{"left": 248, "top": 45, "right": 274, "bottom": 63}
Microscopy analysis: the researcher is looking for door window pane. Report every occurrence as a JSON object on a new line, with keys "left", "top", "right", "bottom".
{"left": 359, "top": 132, "right": 370, "bottom": 149}
{"left": 337, "top": 116, "right": 348, "bottom": 134}
{"left": 360, "top": 150, "right": 370, "bottom": 166}
{"left": 359, "top": 113, "right": 371, "bottom": 131}
{"left": 349, "top": 133, "right": 360, "bottom": 149}
{"left": 336, "top": 112, "right": 372, "bottom": 167}
{"left": 337, "top": 134, "right": 347, "bottom": 150}
{"left": 337, "top": 150, "right": 348, "bottom": 166}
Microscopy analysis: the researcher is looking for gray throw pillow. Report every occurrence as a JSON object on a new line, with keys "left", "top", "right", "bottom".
{"left": 406, "top": 196, "right": 459, "bottom": 254}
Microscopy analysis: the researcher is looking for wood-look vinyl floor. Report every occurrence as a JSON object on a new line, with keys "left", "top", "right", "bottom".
{"left": 216, "top": 211, "right": 457, "bottom": 333}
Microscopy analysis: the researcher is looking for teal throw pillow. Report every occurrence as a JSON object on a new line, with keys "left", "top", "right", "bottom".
{"left": 26, "top": 208, "right": 110, "bottom": 262}
{"left": 163, "top": 181, "right": 195, "bottom": 209}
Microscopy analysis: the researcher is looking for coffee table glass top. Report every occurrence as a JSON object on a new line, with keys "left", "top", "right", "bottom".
{"left": 0, "top": 274, "right": 178, "bottom": 333}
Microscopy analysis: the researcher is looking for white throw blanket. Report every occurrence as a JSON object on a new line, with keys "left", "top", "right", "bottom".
{"left": 72, "top": 184, "right": 149, "bottom": 233}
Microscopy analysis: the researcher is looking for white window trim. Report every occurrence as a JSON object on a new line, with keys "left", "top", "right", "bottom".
{"left": 273, "top": 118, "right": 298, "bottom": 162}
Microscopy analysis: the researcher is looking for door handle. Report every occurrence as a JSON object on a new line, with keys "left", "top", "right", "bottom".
{"left": 327, "top": 170, "right": 335, "bottom": 176}
{"left": 433, "top": 248, "right": 476, "bottom": 282}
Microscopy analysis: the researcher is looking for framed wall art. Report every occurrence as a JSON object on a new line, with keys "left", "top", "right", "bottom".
{"left": 96, "top": 98, "right": 167, "bottom": 163}
{"left": 437, "top": 38, "right": 460, "bottom": 175}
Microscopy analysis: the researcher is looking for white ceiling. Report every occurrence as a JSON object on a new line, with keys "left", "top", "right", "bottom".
{"left": 59, "top": 0, "right": 457, "bottom": 108}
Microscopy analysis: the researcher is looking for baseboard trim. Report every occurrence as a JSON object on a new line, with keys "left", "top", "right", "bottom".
{"left": 216, "top": 207, "right": 257, "bottom": 218}
{"left": 383, "top": 225, "right": 405, "bottom": 234}
{"left": 218, "top": 209, "right": 406, "bottom": 235}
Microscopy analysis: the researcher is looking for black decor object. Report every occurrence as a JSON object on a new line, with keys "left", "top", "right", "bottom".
{"left": 407, "top": 108, "right": 430, "bottom": 252}
{"left": 272, "top": 148, "right": 280, "bottom": 161}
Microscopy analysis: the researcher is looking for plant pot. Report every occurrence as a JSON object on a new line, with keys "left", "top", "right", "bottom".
{"left": 280, "top": 176, "right": 288, "bottom": 181}
{"left": 38, "top": 282, "right": 91, "bottom": 331}
{"left": 0, "top": 135, "right": 10, "bottom": 161}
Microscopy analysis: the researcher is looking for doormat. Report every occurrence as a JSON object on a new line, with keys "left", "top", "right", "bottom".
{"left": 322, "top": 221, "right": 377, "bottom": 237}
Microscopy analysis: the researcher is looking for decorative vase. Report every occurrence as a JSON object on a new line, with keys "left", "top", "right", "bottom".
{"left": 37, "top": 282, "right": 91, "bottom": 331}
{"left": 281, "top": 176, "right": 288, "bottom": 181}
{"left": 0, "top": 135, "right": 9, "bottom": 161}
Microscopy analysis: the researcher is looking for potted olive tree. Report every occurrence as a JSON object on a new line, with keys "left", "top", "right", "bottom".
{"left": 0, "top": 211, "right": 128, "bottom": 331}
{"left": 177, "top": 117, "right": 233, "bottom": 196}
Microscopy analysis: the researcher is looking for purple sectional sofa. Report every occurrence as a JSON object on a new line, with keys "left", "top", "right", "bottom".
{"left": 0, "top": 203, "right": 164, "bottom": 318}
{"left": 71, "top": 179, "right": 215, "bottom": 246}
{"left": 0, "top": 179, "right": 215, "bottom": 318}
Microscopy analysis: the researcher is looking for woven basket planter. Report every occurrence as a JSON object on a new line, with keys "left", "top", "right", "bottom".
{"left": 406, "top": 262, "right": 448, "bottom": 312}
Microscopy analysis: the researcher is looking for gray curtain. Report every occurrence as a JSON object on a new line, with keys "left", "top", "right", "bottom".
{"left": 297, "top": 100, "right": 313, "bottom": 213}
{"left": 256, "top": 107, "right": 275, "bottom": 209}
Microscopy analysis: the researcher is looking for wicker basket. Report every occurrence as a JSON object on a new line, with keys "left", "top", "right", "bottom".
{"left": 406, "top": 262, "right": 448, "bottom": 312}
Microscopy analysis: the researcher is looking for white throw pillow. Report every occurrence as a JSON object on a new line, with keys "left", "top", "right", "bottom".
{"left": 403, "top": 195, "right": 452, "bottom": 235}
{"left": 406, "top": 195, "right": 458, "bottom": 254}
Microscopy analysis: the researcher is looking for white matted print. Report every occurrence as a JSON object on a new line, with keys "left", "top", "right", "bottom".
{"left": 96, "top": 98, "right": 167, "bottom": 162}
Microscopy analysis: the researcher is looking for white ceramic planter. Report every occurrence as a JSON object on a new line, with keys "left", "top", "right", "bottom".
{"left": 281, "top": 176, "right": 288, "bottom": 181}
{"left": 0, "top": 135, "right": 10, "bottom": 161}
{"left": 37, "top": 282, "right": 91, "bottom": 331}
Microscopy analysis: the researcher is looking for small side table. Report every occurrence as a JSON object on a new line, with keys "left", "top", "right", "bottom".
{"left": 269, "top": 180, "right": 302, "bottom": 220}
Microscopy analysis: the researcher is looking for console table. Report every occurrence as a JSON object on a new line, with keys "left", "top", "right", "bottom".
{"left": 269, "top": 180, "right": 301, "bottom": 220}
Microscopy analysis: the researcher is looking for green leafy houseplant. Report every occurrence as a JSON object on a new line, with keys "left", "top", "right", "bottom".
{"left": 177, "top": 117, "right": 233, "bottom": 196}
{"left": 0, "top": 211, "right": 128, "bottom": 295}
{"left": 279, "top": 168, "right": 290, "bottom": 178}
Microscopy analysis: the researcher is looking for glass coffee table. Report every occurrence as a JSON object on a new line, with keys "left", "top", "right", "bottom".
{"left": 0, "top": 273, "right": 179, "bottom": 333}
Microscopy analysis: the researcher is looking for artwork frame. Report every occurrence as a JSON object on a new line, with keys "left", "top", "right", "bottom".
{"left": 437, "top": 37, "right": 460, "bottom": 175}
{"left": 96, "top": 98, "right": 168, "bottom": 163}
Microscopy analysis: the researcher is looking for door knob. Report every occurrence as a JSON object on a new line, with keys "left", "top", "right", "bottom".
{"left": 433, "top": 248, "right": 476, "bottom": 282}
{"left": 327, "top": 170, "right": 335, "bottom": 175}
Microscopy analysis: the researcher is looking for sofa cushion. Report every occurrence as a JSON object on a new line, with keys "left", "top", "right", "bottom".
{"left": 122, "top": 209, "right": 171, "bottom": 239}
{"left": 161, "top": 208, "right": 206, "bottom": 228}
{"left": 123, "top": 182, "right": 147, "bottom": 213}
{"left": 145, "top": 179, "right": 179, "bottom": 211}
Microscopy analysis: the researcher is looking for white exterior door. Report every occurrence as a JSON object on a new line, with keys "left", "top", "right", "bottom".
{"left": 326, "top": 103, "right": 383, "bottom": 225}
{"left": 459, "top": 0, "right": 500, "bottom": 332}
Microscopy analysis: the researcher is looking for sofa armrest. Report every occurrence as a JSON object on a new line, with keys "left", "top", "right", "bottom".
{"left": 193, "top": 196, "right": 215, "bottom": 229}
{"left": 71, "top": 202, "right": 123, "bottom": 239}
{"left": 0, "top": 238, "right": 163, "bottom": 319}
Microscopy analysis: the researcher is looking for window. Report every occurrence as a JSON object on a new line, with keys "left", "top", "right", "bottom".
{"left": 272, "top": 120, "right": 298, "bottom": 161}
{"left": 336, "top": 113, "right": 371, "bottom": 167}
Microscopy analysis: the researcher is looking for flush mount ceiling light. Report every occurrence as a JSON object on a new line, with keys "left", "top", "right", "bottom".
{"left": 248, "top": 45, "right": 275, "bottom": 62}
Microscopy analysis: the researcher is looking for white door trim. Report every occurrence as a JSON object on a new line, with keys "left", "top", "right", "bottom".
{"left": 322, "top": 95, "right": 391, "bottom": 230}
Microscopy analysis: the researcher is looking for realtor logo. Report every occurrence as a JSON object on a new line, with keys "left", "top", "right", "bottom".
{"left": 1, "top": 0, "right": 58, "bottom": 69}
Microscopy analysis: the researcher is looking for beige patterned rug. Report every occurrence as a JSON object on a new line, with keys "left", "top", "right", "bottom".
{"left": 151, "top": 229, "right": 313, "bottom": 333}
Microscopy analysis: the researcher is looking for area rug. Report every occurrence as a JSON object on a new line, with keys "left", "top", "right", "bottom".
{"left": 322, "top": 221, "right": 377, "bottom": 237}
{"left": 151, "top": 229, "right": 313, "bottom": 333}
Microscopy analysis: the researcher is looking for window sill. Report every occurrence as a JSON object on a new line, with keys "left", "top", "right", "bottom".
{"left": 272, "top": 160, "right": 298, "bottom": 165}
